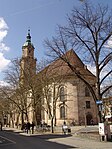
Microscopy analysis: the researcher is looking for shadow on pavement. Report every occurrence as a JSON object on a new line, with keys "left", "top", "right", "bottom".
{"left": 0, "top": 130, "right": 78, "bottom": 149}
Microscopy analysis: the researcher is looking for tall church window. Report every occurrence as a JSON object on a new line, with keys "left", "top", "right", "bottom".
{"left": 60, "top": 87, "right": 65, "bottom": 101}
{"left": 86, "top": 101, "right": 91, "bottom": 109}
{"left": 85, "top": 86, "right": 90, "bottom": 97}
{"left": 60, "top": 106, "right": 65, "bottom": 119}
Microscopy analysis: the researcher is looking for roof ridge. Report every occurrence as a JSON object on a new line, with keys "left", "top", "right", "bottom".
{"left": 63, "top": 49, "right": 84, "bottom": 68}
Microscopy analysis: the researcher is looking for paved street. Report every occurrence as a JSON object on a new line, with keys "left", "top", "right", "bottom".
{"left": 0, "top": 130, "right": 76, "bottom": 149}
{"left": 0, "top": 127, "right": 112, "bottom": 149}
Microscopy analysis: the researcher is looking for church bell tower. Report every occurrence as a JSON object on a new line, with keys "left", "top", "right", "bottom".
{"left": 20, "top": 29, "right": 37, "bottom": 85}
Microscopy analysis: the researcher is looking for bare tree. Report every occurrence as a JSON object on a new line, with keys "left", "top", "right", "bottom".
{"left": 38, "top": 62, "right": 67, "bottom": 133}
{"left": 2, "top": 58, "right": 41, "bottom": 127}
{"left": 44, "top": 1, "right": 112, "bottom": 122}
{"left": 0, "top": 90, "right": 10, "bottom": 125}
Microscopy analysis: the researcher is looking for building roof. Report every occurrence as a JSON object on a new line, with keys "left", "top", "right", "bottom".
{"left": 38, "top": 49, "right": 96, "bottom": 81}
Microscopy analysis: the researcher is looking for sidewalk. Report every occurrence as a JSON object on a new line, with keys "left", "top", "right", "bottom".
{"left": 3, "top": 125, "right": 99, "bottom": 136}
{"left": 48, "top": 134, "right": 112, "bottom": 149}
{"left": 3, "top": 127, "right": 38, "bottom": 136}
{"left": 3, "top": 125, "right": 88, "bottom": 135}
{"left": 51, "top": 125, "right": 112, "bottom": 149}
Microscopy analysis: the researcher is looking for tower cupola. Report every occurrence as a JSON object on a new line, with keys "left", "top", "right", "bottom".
{"left": 22, "top": 29, "right": 34, "bottom": 48}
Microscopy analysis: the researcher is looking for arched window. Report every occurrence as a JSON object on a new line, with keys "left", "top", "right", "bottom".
{"left": 60, "top": 106, "right": 65, "bottom": 119}
{"left": 85, "top": 86, "right": 90, "bottom": 97}
{"left": 60, "top": 87, "right": 65, "bottom": 101}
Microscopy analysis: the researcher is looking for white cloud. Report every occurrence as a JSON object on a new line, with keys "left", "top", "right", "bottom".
{"left": 87, "top": 64, "right": 111, "bottom": 87}
{"left": 87, "top": 64, "right": 108, "bottom": 78}
{"left": 0, "top": 80, "right": 9, "bottom": 86}
{"left": 0, "top": 17, "right": 8, "bottom": 43}
{"left": 107, "top": 39, "right": 112, "bottom": 48}
{"left": 0, "top": 53, "right": 10, "bottom": 71}
{"left": 0, "top": 30, "right": 8, "bottom": 42}
{"left": 105, "top": 36, "right": 112, "bottom": 49}
{"left": 0, "top": 17, "right": 8, "bottom": 30}
{"left": 87, "top": 65, "right": 96, "bottom": 75}
{"left": 0, "top": 43, "right": 10, "bottom": 51}
{"left": 0, "top": 17, "right": 10, "bottom": 72}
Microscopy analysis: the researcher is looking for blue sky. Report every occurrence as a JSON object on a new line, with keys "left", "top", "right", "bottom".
{"left": 0, "top": 0, "right": 112, "bottom": 83}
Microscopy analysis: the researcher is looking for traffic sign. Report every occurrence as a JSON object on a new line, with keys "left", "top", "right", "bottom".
{"left": 96, "top": 100, "right": 103, "bottom": 104}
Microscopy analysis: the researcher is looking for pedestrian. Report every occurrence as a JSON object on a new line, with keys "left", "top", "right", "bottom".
{"left": 68, "top": 126, "right": 71, "bottom": 134}
{"left": 90, "top": 119, "right": 94, "bottom": 125}
{"left": 26, "top": 122, "right": 30, "bottom": 134}
{"left": 0, "top": 122, "right": 2, "bottom": 131}
{"left": 24, "top": 122, "right": 27, "bottom": 132}
{"left": 62, "top": 121, "right": 68, "bottom": 135}
{"left": 31, "top": 122, "right": 35, "bottom": 134}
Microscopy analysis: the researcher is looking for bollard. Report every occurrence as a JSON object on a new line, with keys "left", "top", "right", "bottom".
{"left": 100, "top": 135, "right": 107, "bottom": 141}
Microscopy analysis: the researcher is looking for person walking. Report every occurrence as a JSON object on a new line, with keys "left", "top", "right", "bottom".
{"left": 26, "top": 122, "right": 30, "bottom": 134}
{"left": 31, "top": 122, "right": 35, "bottom": 134}
{"left": 0, "top": 122, "right": 2, "bottom": 131}
{"left": 62, "top": 121, "right": 68, "bottom": 135}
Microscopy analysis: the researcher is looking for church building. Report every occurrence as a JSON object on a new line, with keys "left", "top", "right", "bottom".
{"left": 19, "top": 30, "right": 98, "bottom": 126}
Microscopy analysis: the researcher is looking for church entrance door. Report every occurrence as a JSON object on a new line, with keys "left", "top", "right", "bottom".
{"left": 86, "top": 113, "right": 92, "bottom": 125}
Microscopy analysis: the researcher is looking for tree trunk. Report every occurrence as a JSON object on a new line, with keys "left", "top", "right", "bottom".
{"left": 51, "top": 117, "right": 54, "bottom": 133}
{"left": 21, "top": 111, "right": 24, "bottom": 127}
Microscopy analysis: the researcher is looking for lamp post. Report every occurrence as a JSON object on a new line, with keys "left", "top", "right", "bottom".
{"left": 63, "top": 101, "right": 66, "bottom": 124}
{"left": 83, "top": 106, "right": 87, "bottom": 127}
{"left": 96, "top": 100, "right": 103, "bottom": 122}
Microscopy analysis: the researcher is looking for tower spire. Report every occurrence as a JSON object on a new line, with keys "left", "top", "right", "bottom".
{"left": 26, "top": 29, "right": 31, "bottom": 44}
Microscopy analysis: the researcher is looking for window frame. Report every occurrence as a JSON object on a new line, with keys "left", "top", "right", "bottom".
{"left": 60, "top": 86, "right": 65, "bottom": 102}
{"left": 60, "top": 106, "right": 65, "bottom": 119}
{"left": 86, "top": 101, "right": 91, "bottom": 109}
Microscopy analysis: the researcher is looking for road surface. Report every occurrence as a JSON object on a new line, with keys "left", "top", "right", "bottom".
{"left": 0, "top": 130, "right": 75, "bottom": 149}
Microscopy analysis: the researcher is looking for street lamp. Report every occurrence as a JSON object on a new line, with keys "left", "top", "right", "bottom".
{"left": 63, "top": 101, "right": 66, "bottom": 124}
{"left": 83, "top": 106, "right": 87, "bottom": 127}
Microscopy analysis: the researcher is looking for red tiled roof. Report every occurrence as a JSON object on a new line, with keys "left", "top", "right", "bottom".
{"left": 38, "top": 49, "right": 96, "bottom": 79}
